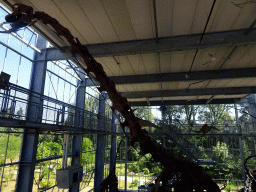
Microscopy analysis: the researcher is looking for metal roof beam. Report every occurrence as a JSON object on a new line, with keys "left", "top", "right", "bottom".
{"left": 121, "top": 86, "right": 256, "bottom": 98}
{"left": 84, "top": 67, "right": 256, "bottom": 86}
{"left": 37, "top": 28, "right": 256, "bottom": 61}
{"left": 129, "top": 98, "right": 241, "bottom": 106}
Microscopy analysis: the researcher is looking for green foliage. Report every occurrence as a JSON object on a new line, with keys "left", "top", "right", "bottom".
{"left": 40, "top": 179, "right": 55, "bottom": 189}
{"left": 143, "top": 168, "right": 150, "bottom": 175}
{"left": 36, "top": 141, "right": 63, "bottom": 159}
{"left": 128, "top": 163, "right": 140, "bottom": 173}
{"left": 34, "top": 166, "right": 56, "bottom": 189}
{"left": 0, "top": 134, "right": 21, "bottom": 163}
{"left": 132, "top": 106, "right": 154, "bottom": 121}
{"left": 4, "top": 171, "right": 14, "bottom": 185}
{"left": 84, "top": 95, "right": 99, "bottom": 113}
{"left": 198, "top": 104, "right": 233, "bottom": 124}
{"left": 129, "top": 179, "right": 139, "bottom": 188}
{"left": 81, "top": 137, "right": 95, "bottom": 165}
{"left": 224, "top": 181, "right": 237, "bottom": 192}
{"left": 7, "top": 135, "right": 22, "bottom": 162}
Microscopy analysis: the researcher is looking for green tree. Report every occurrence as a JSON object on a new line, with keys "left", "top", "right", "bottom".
{"left": 84, "top": 95, "right": 99, "bottom": 113}
{"left": 7, "top": 135, "right": 22, "bottom": 163}
{"left": 0, "top": 134, "right": 21, "bottom": 163}
{"left": 198, "top": 104, "right": 233, "bottom": 125}
{"left": 36, "top": 141, "right": 63, "bottom": 159}
{"left": 81, "top": 137, "right": 95, "bottom": 166}
{"left": 132, "top": 106, "right": 154, "bottom": 121}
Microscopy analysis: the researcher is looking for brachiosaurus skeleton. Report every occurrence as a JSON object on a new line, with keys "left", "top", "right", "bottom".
{"left": 5, "top": 3, "right": 221, "bottom": 191}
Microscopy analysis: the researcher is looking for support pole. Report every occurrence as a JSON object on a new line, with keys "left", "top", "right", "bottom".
{"left": 62, "top": 133, "right": 69, "bottom": 170}
{"left": 109, "top": 110, "right": 117, "bottom": 191}
{"left": 94, "top": 92, "right": 106, "bottom": 192}
{"left": 248, "top": 95, "right": 256, "bottom": 132}
{"left": 192, "top": 105, "right": 198, "bottom": 158}
{"left": 160, "top": 106, "right": 167, "bottom": 147}
{"left": 125, "top": 134, "right": 128, "bottom": 192}
{"left": 16, "top": 35, "right": 47, "bottom": 192}
{"left": 70, "top": 70, "right": 86, "bottom": 192}
{"left": 247, "top": 95, "right": 256, "bottom": 154}
{"left": 234, "top": 104, "right": 246, "bottom": 183}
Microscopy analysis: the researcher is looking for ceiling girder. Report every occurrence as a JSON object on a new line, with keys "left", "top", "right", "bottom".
{"left": 36, "top": 28, "right": 256, "bottom": 61}
{"left": 121, "top": 86, "right": 256, "bottom": 98}
{"left": 85, "top": 67, "right": 256, "bottom": 86}
{"left": 129, "top": 98, "right": 241, "bottom": 106}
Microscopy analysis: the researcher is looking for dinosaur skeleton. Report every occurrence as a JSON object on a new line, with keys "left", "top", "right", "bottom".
{"left": 4, "top": 3, "right": 222, "bottom": 191}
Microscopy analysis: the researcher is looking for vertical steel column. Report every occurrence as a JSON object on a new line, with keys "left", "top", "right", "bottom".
{"left": 16, "top": 35, "right": 47, "bottom": 192}
{"left": 94, "top": 92, "right": 106, "bottom": 192}
{"left": 192, "top": 105, "right": 198, "bottom": 158}
{"left": 248, "top": 95, "right": 256, "bottom": 132}
{"left": 125, "top": 134, "right": 128, "bottom": 192}
{"left": 109, "top": 110, "right": 117, "bottom": 191}
{"left": 160, "top": 106, "right": 167, "bottom": 147}
{"left": 234, "top": 104, "right": 246, "bottom": 183}
{"left": 247, "top": 95, "right": 256, "bottom": 154}
{"left": 62, "top": 134, "right": 69, "bottom": 170}
{"left": 70, "top": 71, "right": 86, "bottom": 192}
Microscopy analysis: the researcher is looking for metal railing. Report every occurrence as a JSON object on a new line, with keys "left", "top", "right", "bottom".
{"left": 0, "top": 82, "right": 114, "bottom": 133}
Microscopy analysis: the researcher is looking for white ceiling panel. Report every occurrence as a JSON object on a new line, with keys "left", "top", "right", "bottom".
{"left": 180, "top": 50, "right": 198, "bottom": 72}
{"left": 236, "top": 78, "right": 256, "bottom": 87}
{"left": 197, "top": 95, "right": 212, "bottom": 100}
{"left": 118, "top": 56, "right": 136, "bottom": 76}
{"left": 162, "top": 96, "right": 198, "bottom": 101}
{"left": 222, "top": 45, "right": 255, "bottom": 69}
{"left": 208, "top": 1, "right": 241, "bottom": 32}
{"left": 190, "top": 0, "right": 218, "bottom": 34}
{"left": 141, "top": 53, "right": 160, "bottom": 74}
{"left": 159, "top": 52, "right": 171, "bottom": 73}
{"left": 172, "top": 0, "right": 197, "bottom": 36}
{"left": 126, "top": 0, "right": 155, "bottom": 39}
{"left": 162, "top": 82, "right": 179, "bottom": 90}
{"left": 127, "top": 55, "right": 147, "bottom": 75}
{"left": 77, "top": 0, "right": 119, "bottom": 43}
{"left": 235, "top": 45, "right": 256, "bottom": 68}
{"left": 156, "top": 0, "right": 174, "bottom": 37}
{"left": 214, "top": 94, "right": 247, "bottom": 99}
{"left": 99, "top": 57, "right": 119, "bottom": 76}
{"left": 230, "top": 2, "right": 256, "bottom": 30}
{"left": 169, "top": 51, "right": 185, "bottom": 73}
{"left": 60, "top": 0, "right": 104, "bottom": 44}
{"left": 5, "top": 0, "right": 256, "bottom": 104}
{"left": 100, "top": 0, "right": 137, "bottom": 41}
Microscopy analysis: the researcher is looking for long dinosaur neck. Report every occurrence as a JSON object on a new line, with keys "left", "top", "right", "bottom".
{"left": 7, "top": 4, "right": 220, "bottom": 191}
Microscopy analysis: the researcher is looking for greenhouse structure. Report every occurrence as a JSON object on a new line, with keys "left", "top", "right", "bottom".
{"left": 0, "top": 0, "right": 256, "bottom": 191}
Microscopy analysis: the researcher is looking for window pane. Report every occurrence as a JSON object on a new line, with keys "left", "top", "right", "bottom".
{"left": 16, "top": 28, "right": 25, "bottom": 38}
{"left": 22, "top": 44, "right": 35, "bottom": 59}
{"left": 0, "top": 33, "right": 9, "bottom": 44}
{"left": 0, "top": 44, "right": 6, "bottom": 71}
{"left": 17, "top": 57, "right": 32, "bottom": 89}
{"left": 4, "top": 49, "right": 20, "bottom": 84}
{"left": 8, "top": 35, "right": 23, "bottom": 53}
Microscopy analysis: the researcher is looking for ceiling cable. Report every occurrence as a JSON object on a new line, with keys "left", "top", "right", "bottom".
{"left": 187, "top": 0, "right": 217, "bottom": 78}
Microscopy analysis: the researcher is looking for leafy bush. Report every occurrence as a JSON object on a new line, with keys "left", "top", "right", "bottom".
{"left": 81, "top": 137, "right": 95, "bottom": 165}
{"left": 37, "top": 142, "right": 63, "bottom": 159}
{"left": 40, "top": 179, "right": 55, "bottom": 189}
{"left": 128, "top": 163, "right": 140, "bottom": 173}
{"left": 129, "top": 179, "right": 139, "bottom": 188}
{"left": 224, "top": 181, "right": 237, "bottom": 192}
{"left": 143, "top": 168, "right": 150, "bottom": 175}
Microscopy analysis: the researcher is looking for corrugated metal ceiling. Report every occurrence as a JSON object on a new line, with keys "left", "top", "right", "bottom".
{"left": 5, "top": 0, "right": 256, "bottom": 105}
